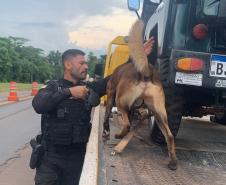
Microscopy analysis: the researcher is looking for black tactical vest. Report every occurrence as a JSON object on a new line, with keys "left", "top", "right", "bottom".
{"left": 42, "top": 81, "right": 92, "bottom": 146}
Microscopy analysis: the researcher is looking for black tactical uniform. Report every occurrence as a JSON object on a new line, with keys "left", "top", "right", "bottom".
{"left": 32, "top": 77, "right": 109, "bottom": 185}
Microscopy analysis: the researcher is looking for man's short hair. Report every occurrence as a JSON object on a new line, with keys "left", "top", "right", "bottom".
{"left": 62, "top": 49, "right": 85, "bottom": 64}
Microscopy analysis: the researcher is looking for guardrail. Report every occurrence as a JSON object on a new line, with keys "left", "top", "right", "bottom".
{"left": 79, "top": 105, "right": 100, "bottom": 185}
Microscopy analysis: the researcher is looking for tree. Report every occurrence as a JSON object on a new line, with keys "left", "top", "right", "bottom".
{"left": 0, "top": 36, "right": 106, "bottom": 83}
{"left": 99, "top": 54, "right": 107, "bottom": 64}
{"left": 0, "top": 46, "right": 11, "bottom": 81}
{"left": 47, "top": 50, "right": 63, "bottom": 79}
{"left": 47, "top": 50, "right": 61, "bottom": 66}
{"left": 0, "top": 36, "right": 58, "bottom": 83}
{"left": 87, "top": 52, "right": 98, "bottom": 78}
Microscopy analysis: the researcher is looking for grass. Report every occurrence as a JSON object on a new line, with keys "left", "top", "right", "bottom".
{"left": 0, "top": 83, "right": 43, "bottom": 92}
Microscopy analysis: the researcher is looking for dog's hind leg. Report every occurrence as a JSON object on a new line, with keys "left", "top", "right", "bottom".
{"left": 114, "top": 82, "right": 142, "bottom": 139}
{"left": 114, "top": 107, "right": 131, "bottom": 139}
{"left": 144, "top": 85, "right": 177, "bottom": 170}
{"left": 114, "top": 130, "right": 135, "bottom": 154}
{"left": 103, "top": 82, "right": 115, "bottom": 140}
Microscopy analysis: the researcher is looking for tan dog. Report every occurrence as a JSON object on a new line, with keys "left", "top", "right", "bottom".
{"left": 103, "top": 20, "right": 177, "bottom": 170}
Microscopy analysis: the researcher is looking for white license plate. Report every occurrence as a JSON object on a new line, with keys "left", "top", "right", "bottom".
{"left": 209, "top": 54, "right": 226, "bottom": 78}
{"left": 175, "top": 72, "right": 203, "bottom": 86}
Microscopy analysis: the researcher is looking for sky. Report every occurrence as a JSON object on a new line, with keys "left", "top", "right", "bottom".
{"left": 0, "top": 0, "right": 138, "bottom": 55}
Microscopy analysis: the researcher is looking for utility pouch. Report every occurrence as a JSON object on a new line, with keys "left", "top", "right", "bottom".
{"left": 52, "top": 122, "right": 72, "bottom": 146}
{"left": 29, "top": 138, "right": 45, "bottom": 169}
{"left": 72, "top": 122, "right": 91, "bottom": 143}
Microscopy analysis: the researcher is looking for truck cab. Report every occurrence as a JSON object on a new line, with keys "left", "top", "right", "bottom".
{"left": 128, "top": 0, "right": 226, "bottom": 144}
{"left": 101, "top": 36, "right": 129, "bottom": 104}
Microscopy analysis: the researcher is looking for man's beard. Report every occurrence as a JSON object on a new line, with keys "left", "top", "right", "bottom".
{"left": 71, "top": 71, "right": 86, "bottom": 81}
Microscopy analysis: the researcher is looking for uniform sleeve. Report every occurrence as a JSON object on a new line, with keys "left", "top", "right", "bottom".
{"left": 87, "top": 76, "right": 111, "bottom": 97}
{"left": 32, "top": 81, "right": 71, "bottom": 114}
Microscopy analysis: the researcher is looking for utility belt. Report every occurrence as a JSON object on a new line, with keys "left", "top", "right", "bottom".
{"left": 46, "top": 143, "right": 87, "bottom": 154}
{"left": 29, "top": 117, "right": 91, "bottom": 169}
{"left": 29, "top": 130, "right": 89, "bottom": 169}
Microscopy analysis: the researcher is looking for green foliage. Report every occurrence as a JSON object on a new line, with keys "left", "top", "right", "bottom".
{"left": 0, "top": 36, "right": 63, "bottom": 83}
{"left": 87, "top": 52, "right": 98, "bottom": 78}
{"left": 0, "top": 36, "right": 105, "bottom": 83}
{"left": 47, "top": 50, "right": 63, "bottom": 79}
{"left": 99, "top": 54, "right": 107, "bottom": 64}
{"left": 87, "top": 52, "right": 106, "bottom": 78}
{"left": 93, "top": 54, "right": 106, "bottom": 78}
{"left": 0, "top": 82, "right": 43, "bottom": 92}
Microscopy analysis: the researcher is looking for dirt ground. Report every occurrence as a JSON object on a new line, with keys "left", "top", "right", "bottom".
{"left": 0, "top": 145, "right": 34, "bottom": 185}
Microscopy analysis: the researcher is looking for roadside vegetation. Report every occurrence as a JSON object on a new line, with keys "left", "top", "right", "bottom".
{"left": 0, "top": 36, "right": 106, "bottom": 84}
{"left": 0, "top": 83, "right": 43, "bottom": 92}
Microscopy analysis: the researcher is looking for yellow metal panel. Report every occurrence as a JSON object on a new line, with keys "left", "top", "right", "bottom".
{"left": 111, "top": 36, "right": 128, "bottom": 45}
{"left": 109, "top": 45, "right": 129, "bottom": 75}
{"left": 102, "top": 36, "right": 129, "bottom": 104}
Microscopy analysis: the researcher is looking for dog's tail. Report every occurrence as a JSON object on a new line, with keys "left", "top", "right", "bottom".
{"left": 128, "top": 20, "right": 151, "bottom": 77}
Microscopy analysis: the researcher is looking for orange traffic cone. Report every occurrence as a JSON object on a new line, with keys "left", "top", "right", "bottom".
{"left": 31, "top": 82, "right": 39, "bottom": 96}
{"left": 8, "top": 82, "right": 19, "bottom": 101}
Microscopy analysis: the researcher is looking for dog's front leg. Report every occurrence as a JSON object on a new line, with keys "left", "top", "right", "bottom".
{"left": 103, "top": 85, "right": 115, "bottom": 141}
{"left": 114, "top": 109, "right": 131, "bottom": 139}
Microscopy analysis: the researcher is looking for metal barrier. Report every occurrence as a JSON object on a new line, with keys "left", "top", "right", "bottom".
{"left": 79, "top": 106, "right": 100, "bottom": 185}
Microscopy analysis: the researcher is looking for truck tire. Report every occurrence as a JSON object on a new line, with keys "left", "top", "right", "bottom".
{"left": 150, "top": 59, "right": 184, "bottom": 144}
{"left": 211, "top": 114, "right": 226, "bottom": 125}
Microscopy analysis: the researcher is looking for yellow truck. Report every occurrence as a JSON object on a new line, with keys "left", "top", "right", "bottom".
{"left": 103, "top": 36, "right": 129, "bottom": 77}
{"left": 102, "top": 36, "right": 129, "bottom": 104}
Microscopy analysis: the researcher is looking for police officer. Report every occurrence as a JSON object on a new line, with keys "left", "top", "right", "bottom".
{"left": 32, "top": 49, "right": 108, "bottom": 185}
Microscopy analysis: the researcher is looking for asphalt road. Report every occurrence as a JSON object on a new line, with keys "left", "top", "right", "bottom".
{"left": 0, "top": 100, "right": 40, "bottom": 165}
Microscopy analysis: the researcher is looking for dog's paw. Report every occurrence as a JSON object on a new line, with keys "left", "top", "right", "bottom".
{"left": 102, "top": 130, "right": 110, "bottom": 141}
{"left": 110, "top": 150, "right": 116, "bottom": 156}
{"left": 168, "top": 160, "right": 177, "bottom": 171}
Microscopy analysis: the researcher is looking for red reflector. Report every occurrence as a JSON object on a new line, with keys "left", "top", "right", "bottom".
{"left": 193, "top": 24, "right": 208, "bottom": 40}
{"left": 191, "top": 58, "right": 204, "bottom": 71}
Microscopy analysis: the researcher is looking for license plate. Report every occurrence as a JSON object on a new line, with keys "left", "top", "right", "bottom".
{"left": 175, "top": 72, "right": 203, "bottom": 86}
{"left": 209, "top": 54, "right": 226, "bottom": 78}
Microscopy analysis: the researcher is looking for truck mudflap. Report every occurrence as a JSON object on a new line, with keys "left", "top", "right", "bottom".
{"left": 169, "top": 49, "right": 226, "bottom": 89}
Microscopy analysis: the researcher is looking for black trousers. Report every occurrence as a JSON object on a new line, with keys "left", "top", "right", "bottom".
{"left": 35, "top": 149, "right": 86, "bottom": 185}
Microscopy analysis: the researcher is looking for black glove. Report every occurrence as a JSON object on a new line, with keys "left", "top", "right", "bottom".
{"left": 86, "top": 88, "right": 100, "bottom": 107}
